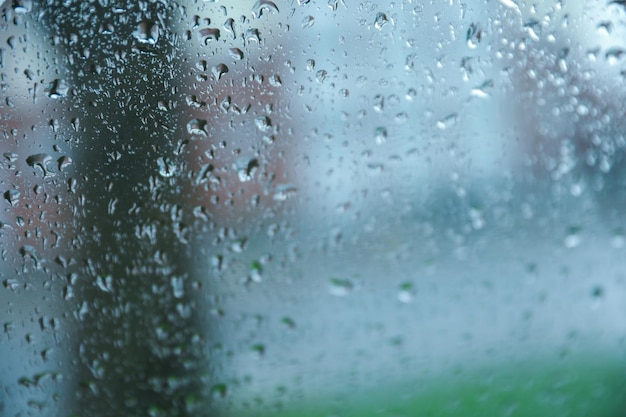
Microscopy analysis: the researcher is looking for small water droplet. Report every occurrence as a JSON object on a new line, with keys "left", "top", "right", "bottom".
{"left": 273, "top": 184, "right": 297, "bottom": 201}
{"left": 563, "top": 227, "right": 582, "bottom": 248}
{"left": 187, "top": 119, "right": 208, "bottom": 136}
{"left": 269, "top": 74, "right": 282, "bottom": 86}
{"left": 397, "top": 282, "right": 414, "bottom": 303}
{"left": 211, "top": 383, "right": 228, "bottom": 399}
{"left": 302, "top": 15, "right": 315, "bottom": 28}
{"left": 466, "top": 23, "right": 482, "bottom": 49}
{"left": 374, "top": 12, "right": 388, "bottom": 30}
{"left": 374, "top": 127, "right": 387, "bottom": 144}
{"left": 255, "top": 115, "right": 272, "bottom": 132}
{"left": 329, "top": 278, "right": 353, "bottom": 296}
{"left": 235, "top": 157, "right": 258, "bottom": 182}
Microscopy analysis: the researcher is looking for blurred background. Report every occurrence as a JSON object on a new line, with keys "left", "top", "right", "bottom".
{"left": 1, "top": 0, "right": 626, "bottom": 416}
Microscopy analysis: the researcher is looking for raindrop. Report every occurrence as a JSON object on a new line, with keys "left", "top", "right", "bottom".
{"left": 563, "top": 227, "right": 582, "bottom": 248}
{"left": 471, "top": 79, "right": 494, "bottom": 98}
{"left": 229, "top": 48, "right": 244, "bottom": 60}
{"left": 211, "top": 384, "right": 228, "bottom": 399}
{"left": 223, "top": 18, "right": 235, "bottom": 38}
{"left": 26, "top": 153, "right": 52, "bottom": 175}
{"left": 374, "top": 127, "right": 388, "bottom": 144}
{"left": 133, "top": 21, "right": 159, "bottom": 45}
{"left": 235, "top": 157, "right": 258, "bottom": 182}
{"left": 12, "top": 0, "right": 32, "bottom": 14}
{"left": 252, "top": 0, "right": 279, "bottom": 19}
{"left": 302, "top": 16, "right": 315, "bottom": 28}
{"left": 374, "top": 12, "right": 388, "bottom": 30}
{"left": 273, "top": 184, "right": 297, "bottom": 201}
{"left": 255, "top": 115, "right": 272, "bottom": 132}
{"left": 4, "top": 189, "right": 20, "bottom": 206}
{"left": 57, "top": 156, "right": 72, "bottom": 172}
{"left": 466, "top": 23, "right": 482, "bottom": 49}
{"left": 198, "top": 28, "right": 220, "bottom": 44}
{"left": 187, "top": 119, "right": 208, "bottom": 136}
{"left": 157, "top": 157, "right": 177, "bottom": 178}
{"left": 329, "top": 278, "right": 353, "bottom": 297}
{"left": 212, "top": 63, "right": 229, "bottom": 80}
{"left": 269, "top": 74, "right": 282, "bottom": 87}
{"left": 46, "top": 79, "right": 69, "bottom": 98}
{"left": 397, "top": 282, "right": 414, "bottom": 303}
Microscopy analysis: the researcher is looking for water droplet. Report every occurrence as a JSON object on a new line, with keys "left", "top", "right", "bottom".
{"left": 563, "top": 227, "right": 582, "bottom": 248}
{"left": 57, "top": 155, "right": 72, "bottom": 172}
{"left": 273, "top": 184, "right": 297, "bottom": 201}
{"left": 281, "top": 317, "right": 296, "bottom": 329}
{"left": 252, "top": 0, "right": 279, "bottom": 18}
{"left": 4, "top": 190, "right": 20, "bottom": 206}
{"left": 46, "top": 79, "right": 69, "bottom": 98}
{"left": 374, "top": 12, "right": 388, "bottom": 30}
{"left": 229, "top": 47, "right": 244, "bottom": 60}
{"left": 269, "top": 74, "right": 282, "bottom": 87}
{"left": 466, "top": 23, "right": 482, "bottom": 49}
{"left": 211, "top": 383, "right": 228, "bottom": 399}
{"left": 13, "top": 0, "right": 32, "bottom": 14}
{"left": 198, "top": 28, "right": 220, "bottom": 44}
{"left": 469, "top": 207, "right": 485, "bottom": 230}
{"left": 605, "top": 48, "right": 624, "bottom": 65}
{"left": 374, "top": 127, "right": 387, "bottom": 144}
{"left": 133, "top": 21, "right": 159, "bottom": 45}
{"left": 187, "top": 119, "right": 208, "bottom": 136}
{"left": 305, "top": 59, "right": 315, "bottom": 71}
{"left": 329, "top": 278, "right": 353, "bottom": 296}
{"left": 223, "top": 18, "right": 235, "bottom": 38}
{"left": 255, "top": 115, "right": 272, "bottom": 132}
{"left": 157, "top": 157, "right": 177, "bottom": 178}
{"left": 26, "top": 153, "right": 52, "bottom": 175}
{"left": 171, "top": 276, "right": 184, "bottom": 298}
{"left": 471, "top": 79, "right": 494, "bottom": 98}
{"left": 436, "top": 113, "right": 458, "bottom": 130}
{"left": 397, "top": 282, "right": 414, "bottom": 303}
{"left": 234, "top": 157, "right": 258, "bottom": 182}
{"left": 302, "top": 15, "right": 315, "bottom": 28}
{"left": 250, "top": 261, "right": 263, "bottom": 283}
{"left": 212, "top": 63, "right": 229, "bottom": 80}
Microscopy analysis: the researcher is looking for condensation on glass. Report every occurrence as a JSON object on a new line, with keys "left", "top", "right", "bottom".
{"left": 1, "top": 0, "right": 625, "bottom": 416}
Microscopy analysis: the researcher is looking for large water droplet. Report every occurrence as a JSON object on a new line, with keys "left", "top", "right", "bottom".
{"left": 46, "top": 79, "right": 69, "bottom": 98}
{"left": 199, "top": 28, "right": 220, "bottom": 44}
{"left": 26, "top": 153, "right": 52, "bottom": 175}
{"left": 212, "top": 63, "right": 229, "bottom": 80}
{"left": 187, "top": 119, "right": 208, "bottom": 136}
{"left": 252, "top": 0, "right": 279, "bottom": 18}
{"left": 4, "top": 189, "right": 20, "bottom": 206}
{"left": 133, "top": 21, "right": 159, "bottom": 45}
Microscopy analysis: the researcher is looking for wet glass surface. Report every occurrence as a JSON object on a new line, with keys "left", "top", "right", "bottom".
{"left": 1, "top": 1, "right": 626, "bottom": 416}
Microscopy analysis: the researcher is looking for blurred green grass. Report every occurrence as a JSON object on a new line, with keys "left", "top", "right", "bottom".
{"left": 246, "top": 356, "right": 626, "bottom": 417}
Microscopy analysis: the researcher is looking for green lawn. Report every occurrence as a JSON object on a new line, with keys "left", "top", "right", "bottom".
{"left": 244, "top": 356, "right": 626, "bottom": 417}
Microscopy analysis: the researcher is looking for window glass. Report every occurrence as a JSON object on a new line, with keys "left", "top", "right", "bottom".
{"left": 1, "top": 1, "right": 625, "bottom": 416}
